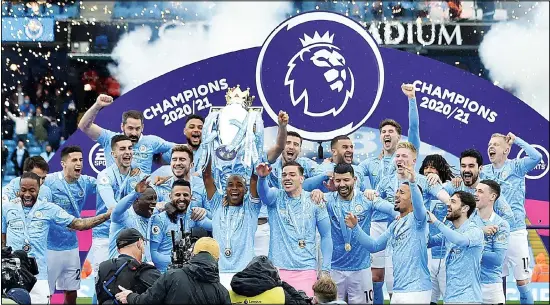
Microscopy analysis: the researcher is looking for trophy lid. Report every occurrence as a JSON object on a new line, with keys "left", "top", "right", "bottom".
{"left": 225, "top": 85, "right": 255, "bottom": 109}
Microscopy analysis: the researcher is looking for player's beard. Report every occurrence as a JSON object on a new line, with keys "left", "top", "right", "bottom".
{"left": 446, "top": 208, "right": 461, "bottom": 221}
{"left": 186, "top": 136, "right": 200, "bottom": 149}
{"left": 461, "top": 171, "right": 478, "bottom": 187}
{"left": 338, "top": 185, "right": 354, "bottom": 200}
{"left": 173, "top": 199, "right": 189, "bottom": 213}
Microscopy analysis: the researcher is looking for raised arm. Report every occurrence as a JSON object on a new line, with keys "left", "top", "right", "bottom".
{"left": 256, "top": 163, "right": 279, "bottom": 206}
{"left": 512, "top": 134, "right": 543, "bottom": 173}
{"left": 411, "top": 182, "right": 427, "bottom": 222}
{"left": 345, "top": 213, "right": 388, "bottom": 252}
{"left": 202, "top": 160, "right": 217, "bottom": 200}
{"left": 403, "top": 84, "right": 420, "bottom": 150}
{"left": 78, "top": 94, "right": 112, "bottom": 141}
{"left": 266, "top": 111, "right": 288, "bottom": 164}
{"left": 317, "top": 217, "right": 333, "bottom": 271}
{"left": 250, "top": 173, "right": 259, "bottom": 199}
{"left": 112, "top": 192, "right": 140, "bottom": 223}
{"left": 372, "top": 197, "right": 399, "bottom": 219}
{"left": 6, "top": 110, "right": 17, "bottom": 122}
{"left": 432, "top": 220, "right": 470, "bottom": 247}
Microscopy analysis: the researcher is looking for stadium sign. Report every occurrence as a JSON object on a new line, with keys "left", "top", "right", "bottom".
{"left": 362, "top": 21, "right": 490, "bottom": 47}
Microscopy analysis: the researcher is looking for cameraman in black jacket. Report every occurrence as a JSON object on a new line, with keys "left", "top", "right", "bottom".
{"left": 96, "top": 228, "right": 161, "bottom": 305}
{"left": 115, "top": 237, "right": 230, "bottom": 304}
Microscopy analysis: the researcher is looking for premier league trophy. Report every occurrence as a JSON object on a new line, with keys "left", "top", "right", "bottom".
{"left": 195, "top": 85, "right": 264, "bottom": 192}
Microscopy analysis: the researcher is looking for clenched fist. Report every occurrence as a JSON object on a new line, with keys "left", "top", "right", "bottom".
{"left": 401, "top": 83, "right": 416, "bottom": 98}
{"left": 278, "top": 111, "right": 289, "bottom": 127}
{"left": 96, "top": 94, "right": 114, "bottom": 108}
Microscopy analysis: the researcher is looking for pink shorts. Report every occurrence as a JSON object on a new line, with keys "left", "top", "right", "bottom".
{"left": 278, "top": 269, "right": 317, "bottom": 297}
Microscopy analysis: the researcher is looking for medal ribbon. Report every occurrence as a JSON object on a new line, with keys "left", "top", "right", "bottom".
{"left": 221, "top": 197, "right": 245, "bottom": 253}
{"left": 113, "top": 167, "right": 132, "bottom": 200}
{"left": 283, "top": 191, "right": 308, "bottom": 244}
{"left": 17, "top": 200, "right": 41, "bottom": 248}
{"left": 58, "top": 172, "right": 85, "bottom": 218}
{"left": 335, "top": 195, "right": 353, "bottom": 249}
{"left": 133, "top": 212, "right": 153, "bottom": 263}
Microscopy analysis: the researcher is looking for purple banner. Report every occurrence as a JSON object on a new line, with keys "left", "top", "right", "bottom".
{"left": 46, "top": 12, "right": 548, "bottom": 249}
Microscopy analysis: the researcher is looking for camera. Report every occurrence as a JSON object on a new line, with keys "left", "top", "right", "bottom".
{"left": 167, "top": 219, "right": 208, "bottom": 270}
{"left": 1, "top": 247, "right": 38, "bottom": 294}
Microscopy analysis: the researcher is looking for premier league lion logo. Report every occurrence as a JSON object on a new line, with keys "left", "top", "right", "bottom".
{"left": 285, "top": 31, "right": 354, "bottom": 117}
{"left": 256, "top": 11, "right": 384, "bottom": 141}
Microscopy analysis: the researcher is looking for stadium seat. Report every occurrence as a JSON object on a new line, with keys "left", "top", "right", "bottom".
{"left": 10, "top": 3, "right": 26, "bottom": 17}
{"left": 43, "top": 4, "right": 62, "bottom": 17}
{"left": 57, "top": 4, "right": 79, "bottom": 19}
{"left": 29, "top": 146, "right": 42, "bottom": 156}
{"left": 94, "top": 35, "right": 109, "bottom": 52}
{"left": 3, "top": 140, "right": 16, "bottom": 149}
{"left": 2, "top": 2, "right": 10, "bottom": 16}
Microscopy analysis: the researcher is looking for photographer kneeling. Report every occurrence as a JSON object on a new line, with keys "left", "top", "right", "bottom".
{"left": 229, "top": 255, "right": 311, "bottom": 305}
{"left": 96, "top": 228, "right": 161, "bottom": 305}
{"left": 115, "top": 237, "right": 230, "bottom": 304}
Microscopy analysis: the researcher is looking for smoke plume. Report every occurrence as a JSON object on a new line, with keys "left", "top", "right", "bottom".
{"left": 109, "top": 2, "right": 293, "bottom": 94}
{"left": 479, "top": 2, "right": 549, "bottom": 119}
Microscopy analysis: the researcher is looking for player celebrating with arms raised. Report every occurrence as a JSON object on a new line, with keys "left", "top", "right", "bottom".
{"left": 482, "top": 132, "right": 541, "bottom": 304}
{"left": 345, "top": 166, "right": 431, "bottom": 304}
{"left": 202, "top": 160, "right": 262, "bottom": 289}
{"left": 79, "top": 94, "right": 175, "bottom": 174}
{"left": 257, "top": 161, "right": 333, "bottom": 297}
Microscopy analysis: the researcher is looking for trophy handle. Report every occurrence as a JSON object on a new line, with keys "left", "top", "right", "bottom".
{"left": 209, "top": 106, "right": 264, "bottom": 114}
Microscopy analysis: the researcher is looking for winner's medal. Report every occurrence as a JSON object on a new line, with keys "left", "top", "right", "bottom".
{"left": 22, "top": 241, "right": 31, "bottom": 253}
{"left": 345, "top": 243, "right": 352, "bottom": 252}
{"left": 224, "top": 248, "right": 232, "bottom": 257}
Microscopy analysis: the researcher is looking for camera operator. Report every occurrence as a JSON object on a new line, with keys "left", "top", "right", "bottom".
{"left": 228, "top": 255, "right": 311, "bottom": 305}
{"left": 95, "top": 228, "right": 161, "bottom": 305}
{"left": 115, "top": 237, "right": 230, "bottom": 304}
{"left": 2, "top": 246, "right": 36, "bottom": 305}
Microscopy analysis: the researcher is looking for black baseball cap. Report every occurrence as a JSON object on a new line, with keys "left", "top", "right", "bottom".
{"left": 116, "top": 228, "right": 146, "bottom": 249}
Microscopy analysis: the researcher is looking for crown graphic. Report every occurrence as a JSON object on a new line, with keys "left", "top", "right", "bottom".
{"left": 225, "top": 85, "right": 255, "bottom": 108}
{"left": 299, "top": 31, "right": 335, "bottom": 47}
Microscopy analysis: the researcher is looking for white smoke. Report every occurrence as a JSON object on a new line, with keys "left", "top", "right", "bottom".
{"left": 479, "top": 2, "right": 549, "bottom": 120}
{"left": 109, "top": 1, "right": 293, "bottom": 94}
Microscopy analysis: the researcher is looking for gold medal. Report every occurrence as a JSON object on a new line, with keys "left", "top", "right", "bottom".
{"left": 298, "top": 240, "right": 306, "bottom": 248}
{"left": 345, "top": 243, "right": 351, "bottom": 252}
